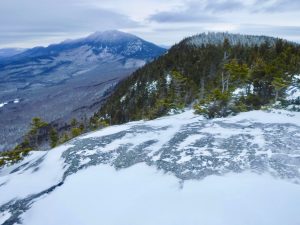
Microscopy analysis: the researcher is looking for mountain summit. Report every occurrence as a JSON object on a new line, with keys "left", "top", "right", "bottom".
{"left": 3, "top": 30, "right": 164, "bottom": 63}
{"left": 85, "top": 30, "right": 141, "bottom": 43}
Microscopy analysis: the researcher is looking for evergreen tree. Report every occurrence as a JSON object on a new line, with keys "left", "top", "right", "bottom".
{"left": 71, "top": 118, "right": 78, "bottom": 127}
{"left": 272, "top": 77, "right": 289, "bottom": 102}
{"left": 71, "top": 128, "right": 82, "bottom": 138}
{"left": 49, "top": 128, "right": 59, "bottom": 148}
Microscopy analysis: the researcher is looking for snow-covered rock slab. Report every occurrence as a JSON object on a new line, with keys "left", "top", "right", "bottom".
{"left": 21, "top": 164, "right": 300, "bottom": 225}
{"left": 1, "top": 109, "right": 300, "bottom": 225}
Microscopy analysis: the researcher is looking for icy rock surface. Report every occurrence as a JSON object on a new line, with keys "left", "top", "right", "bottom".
{"left": 1, "top": 109, "right": 300, "bottom": 224}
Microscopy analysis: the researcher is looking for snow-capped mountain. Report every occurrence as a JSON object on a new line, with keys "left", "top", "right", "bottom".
{"left": 0, "top": 30, "right": 166, "bottom": 151}
{"left": 2, "top": 30, "right": 164, "bottom": 65}
{"left": 0, "top": 30, "right": 165, "bottom": 87}
{"left": 0, "top": 109, "right": 300, "bottom": 225}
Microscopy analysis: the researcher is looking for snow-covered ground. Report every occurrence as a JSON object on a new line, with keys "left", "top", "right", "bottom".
{"left": 20, "top": 164, "right": 300, "bottom": 225}
{"left": 1, "top": 109, "right": 300, "bottom": 225}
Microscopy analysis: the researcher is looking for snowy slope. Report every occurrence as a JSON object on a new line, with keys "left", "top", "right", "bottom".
{"left": 1, "top": 109, "right": 300, "bottom": 225}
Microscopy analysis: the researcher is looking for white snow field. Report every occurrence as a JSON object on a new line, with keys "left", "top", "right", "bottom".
{"left": 1, "top": 109, "right": 300, "bottom": 225}
{"left": 21, "top": 164, "right": 300, "bottom": 225}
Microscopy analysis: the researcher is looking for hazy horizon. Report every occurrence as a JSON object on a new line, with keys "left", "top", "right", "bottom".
{"left": 1, "top": 30, "right": 300, "bottom": 50}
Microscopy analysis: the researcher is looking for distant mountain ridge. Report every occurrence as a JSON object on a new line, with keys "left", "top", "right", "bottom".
{"left": 1, "top": 30, "right": 164, "bottom": 66}
{"left": 0, "top": 30, "right": 166, "bottom": 151}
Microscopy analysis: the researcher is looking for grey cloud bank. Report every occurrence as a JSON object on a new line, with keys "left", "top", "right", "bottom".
{"left": 0, "top": 0, "right": 299, "bottom": 47}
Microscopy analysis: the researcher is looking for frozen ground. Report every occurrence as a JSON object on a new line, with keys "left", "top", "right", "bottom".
{"left": 0, "top": 109, "right": 300, "bottom": 225}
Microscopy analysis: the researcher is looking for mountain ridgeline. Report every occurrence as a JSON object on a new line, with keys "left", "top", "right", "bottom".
{"left": 0, "top": 30, "right": 165, "bottom": 65}
{"left": 92, "top": 32, "right": 300, "bottom": 125}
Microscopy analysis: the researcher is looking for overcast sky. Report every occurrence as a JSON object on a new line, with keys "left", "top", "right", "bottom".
{"left": 0, "top": 0, "right": 300, "bottom": 48}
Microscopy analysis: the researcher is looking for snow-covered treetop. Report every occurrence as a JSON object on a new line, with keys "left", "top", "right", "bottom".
{"left": 185, "top": 32, "right": 293, "bottom": 47}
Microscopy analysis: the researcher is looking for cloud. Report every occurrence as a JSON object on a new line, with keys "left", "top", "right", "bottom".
{"left": 0, "top": 0, "right": 139, "bottom": 47}
{"left": 0, "top": 0, "right": 299, "bottom": 47}
{"left": 149, "top": 12, "right": 218, "bottom": 23}
{"left": 148, "top": 0, "right": 300, "bottom": 24}
{"left": 204, "top": 0, "right": 246, "bottom": 12}
{"left": 204, "top": 0, "right": 300, "bottom": 13}
{"left": 236, "top": 24, "right": 300, "bottom": 43}
{"left": 148, "top": 0, "right": 221, "bottom": 23}
{"left": 252, "top": 0, "right": 300, "bottom": 12}
{"left": 148, "top": 0, "right": 248, "bottom": 24}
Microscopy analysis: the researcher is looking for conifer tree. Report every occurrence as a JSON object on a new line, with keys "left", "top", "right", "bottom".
{"left": 49, "top": 128, "right": 59, "bottom": 148}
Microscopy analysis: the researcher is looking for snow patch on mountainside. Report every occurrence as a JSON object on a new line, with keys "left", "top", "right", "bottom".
{"left": 124, "top": 59, "right": 146, "bottom": 68}
{"left": 0, "top": 102, "right": 7, "bottom": 108}
{"left": 146, "top": 80, "right": 158, "bottom": 94}
{"left": 0, "top": 211, "right": 11, "bottom": 224}
{"left": 0, "top": 99, "right": 21, "bottom": 109}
